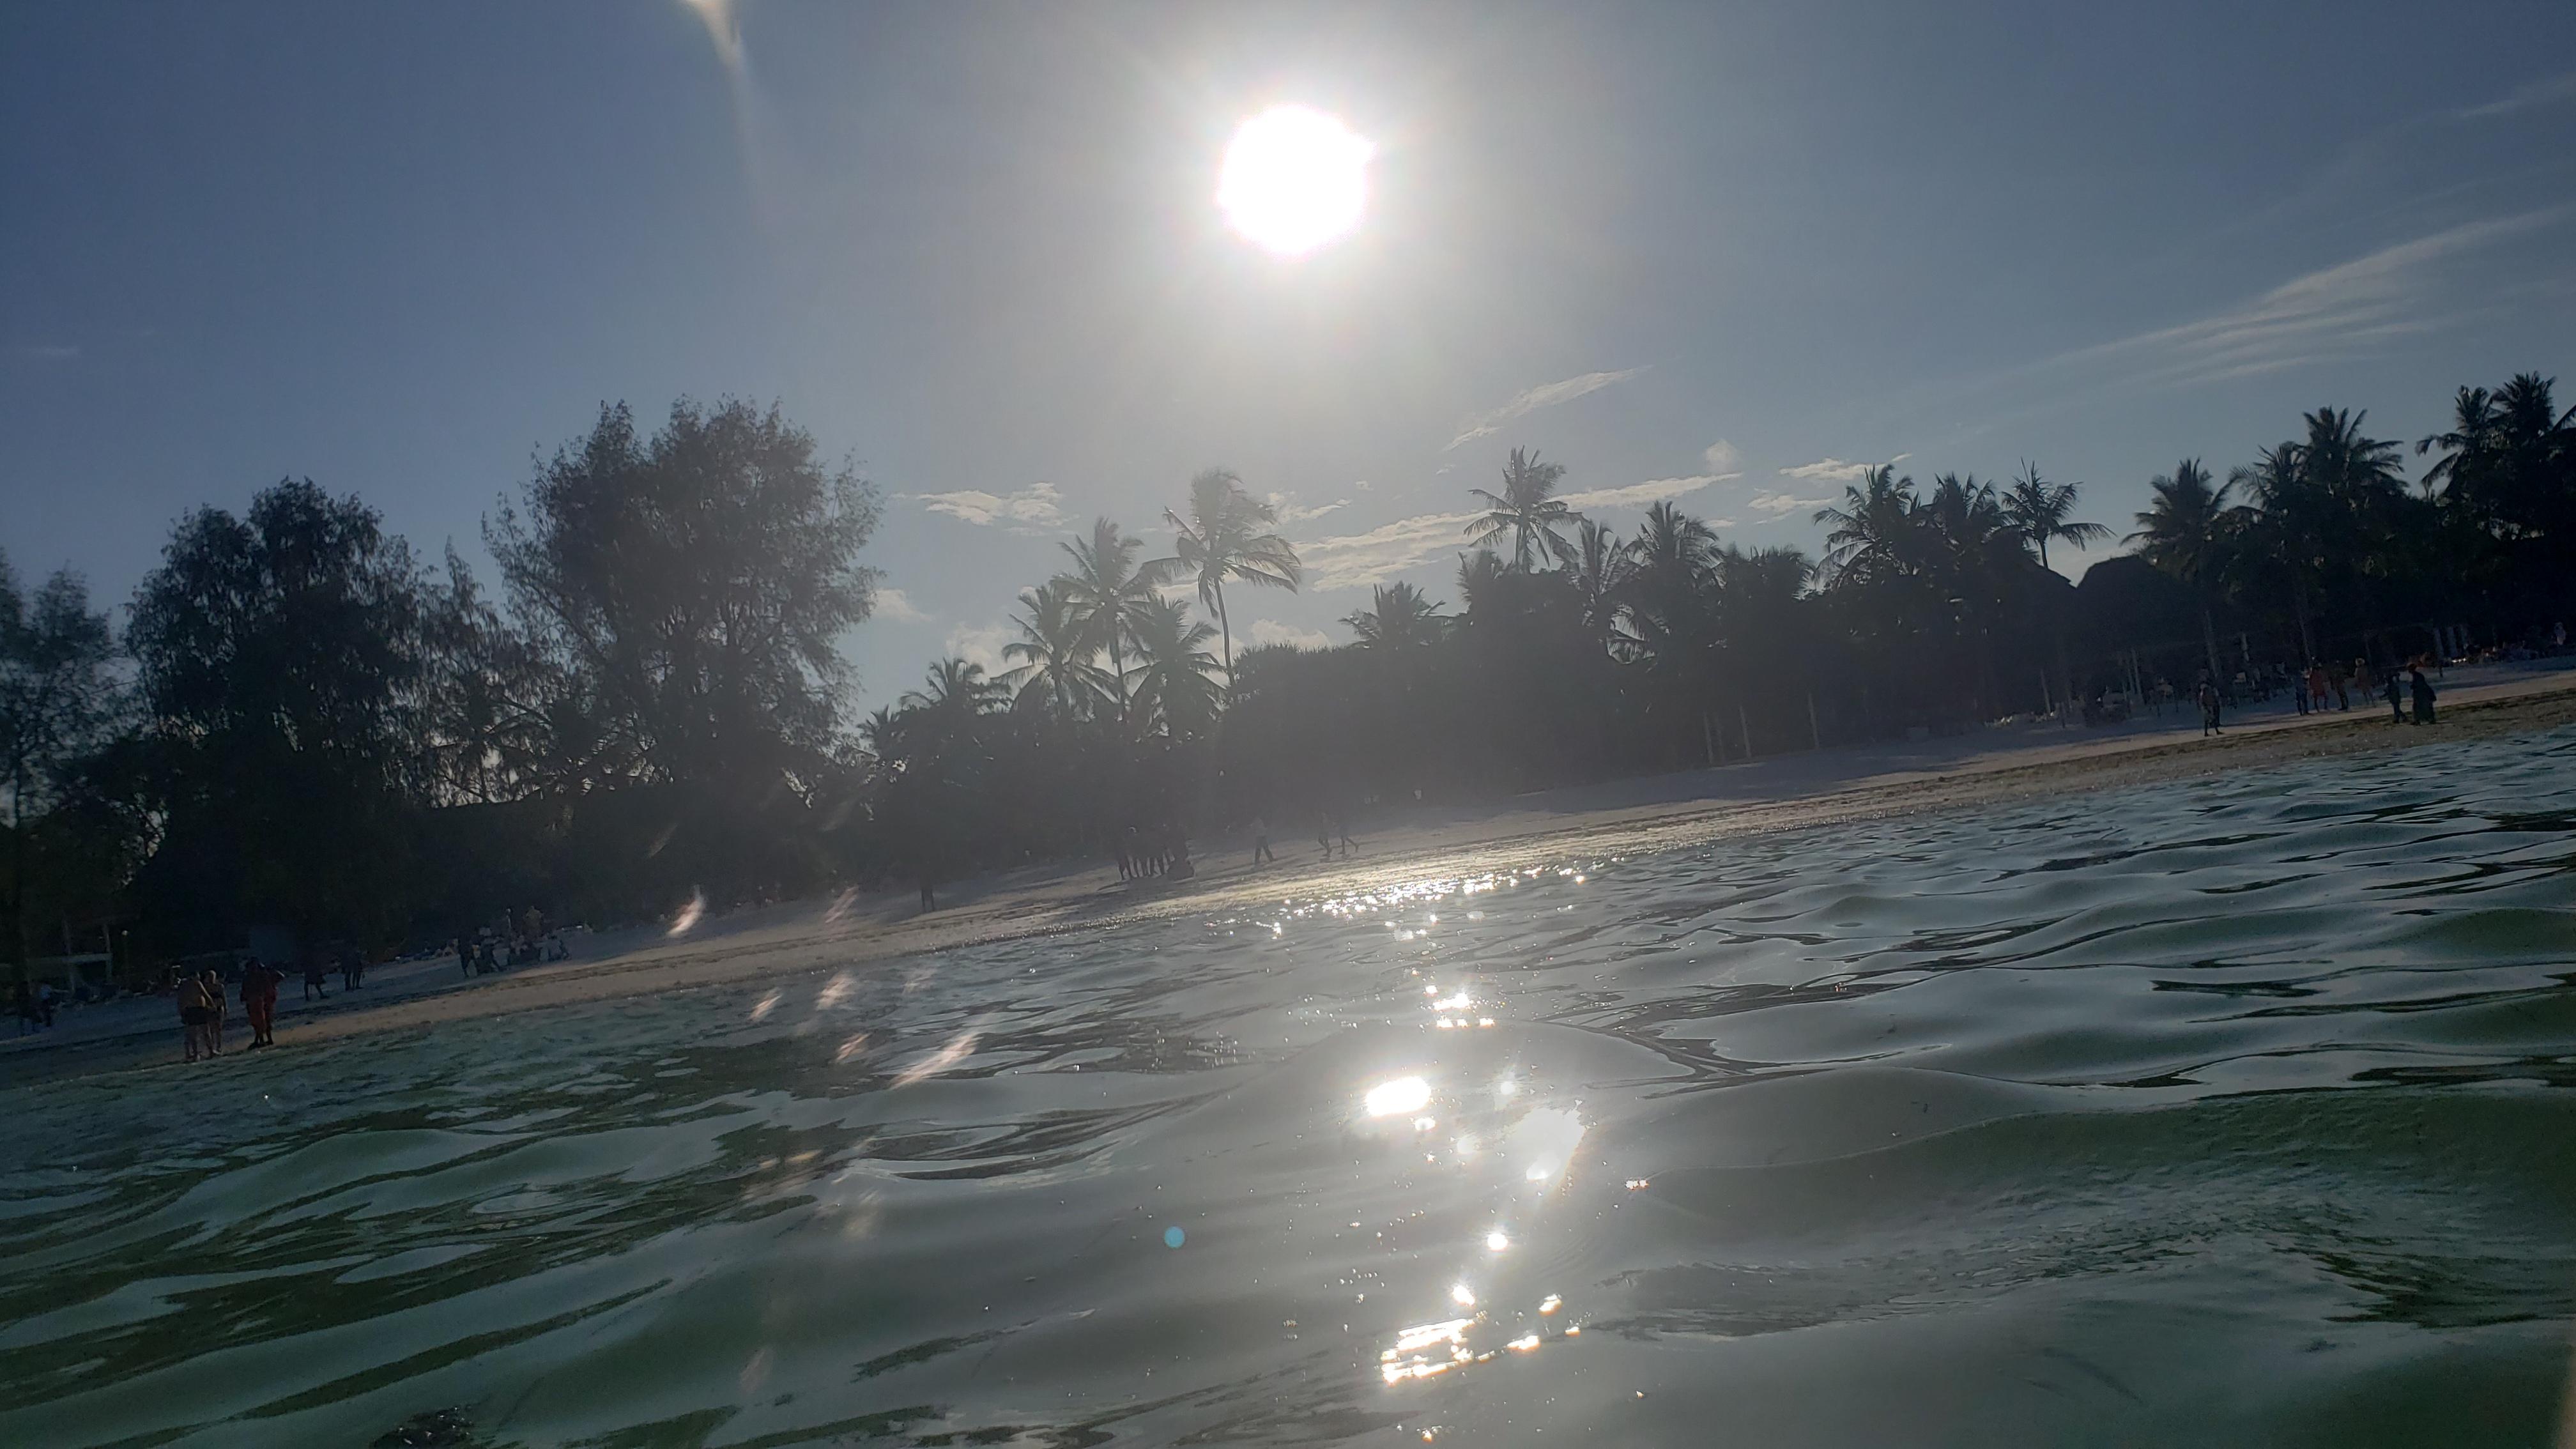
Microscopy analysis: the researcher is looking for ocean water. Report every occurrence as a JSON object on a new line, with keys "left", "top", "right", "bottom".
{"left": 6, "top": 732, "right": 2576, "bottom": 1448}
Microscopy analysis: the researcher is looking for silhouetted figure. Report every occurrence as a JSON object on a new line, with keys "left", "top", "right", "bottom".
{"left": 2409, "top": 666, "right": 2436, "bottom": 724}
{"left": 1249, "top": 816, "right": 1274, "bottom": 866}
{"left": 1315, "top": 811, "right": 1335, "bottom": 861}
{"left": 918, "top": 876, "right": 938, "bottom": 912}
{"left": 457, "top": 937, "right": 473, "bottom": 978}
{"left": 241, "top": 957, "right": 281, "bottom": 1048}
{"left": 302, "top": 953, "right": 328, "bottom": 1001}
{"left": 176, "top": 975, "right": 213, "bottom": 1061}
{"left": 2196, "top": 677, "right": 2222, "bottom": 737}
{"left": 1336, "top": 809, "right": 1357, "bottom": 855}
{"left": 200, "top": 968, "right": 229, "bottom": 1054}
{"left": 2383, "top": 668, "right": 2404, "bottom": 723}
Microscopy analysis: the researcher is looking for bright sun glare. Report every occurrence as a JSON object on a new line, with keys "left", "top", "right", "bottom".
{"left": 1217, "top": 105, "right": 1373, "bottom": 257}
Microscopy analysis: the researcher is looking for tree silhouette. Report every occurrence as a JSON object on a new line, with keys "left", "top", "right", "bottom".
{"left": 2128, "top": 459, "right": 2237, "bottom": 682}
{"left": 1466, "top": 448, "right": 1583, "bottom": 571}
{"left": 2001, "top": 463, "right": 2111, "bottom": 573}
{"left": 1344, "top": 582, "right": 1448, "bottom": 650}
{"left": 1054, "top": 518, "right": 1177, "bottom": 729}
{"left": 1163, "top": 469, "right": 1300, "bottom": 694}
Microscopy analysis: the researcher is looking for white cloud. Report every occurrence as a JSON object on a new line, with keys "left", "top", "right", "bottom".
{"left": 1445, "top": 367, "right": 1646, "bottom": 450}
{"left": 1295, "top": 510, "right": 1482, "bottom": 591}
{"left": 873, "top": 586, "right": 931, "bottom": 623}
{"left": 914, "top": 480, "right": 1066, "bottom": 530}
{"left": 2458, "top": 70, "right": 2576, "bottom": 120}
{"left": 944, "top": 622, "right": 1015, "bottom": 677}
{"left": 1778, "top": 457, "right": 1878, "bottom": 483}
{"left": 1246, "top": 618, "right": 1334, "bottom": 652}
{"left": 1266, "top": 491, "right": 1350, "bottom": 526}
{"left": 1701, "top": 440, "right": 1742, "bottom": 474}
{"left": 2030, "top": 208, "right": 2571, "bottom": 391}
{"left": 1558, "top": 473, "right": 1738, "bottom": 511}
{"left": 1747, "top": 491, "right": 1828, "bottom": 515}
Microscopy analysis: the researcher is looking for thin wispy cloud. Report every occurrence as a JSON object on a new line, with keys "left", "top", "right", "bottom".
{"left": 1295, "top": 510, "right": 1482, "bottom": 591}
{"left": 914, "top": 480, "right": 1066, "bottom": 530}
{"left": 1777, "top": 457, "right": 1879, "bottom": 482}
{"left": 1266, "top": 491, "right": 1349, "bottom": 525}
{"left": 872, "top": 586, "right": 930, "bottom": 623}
{"left": 1746, "top": 491, "right": 1828, "bottom": 515}
{"left": 2030, "top": 208, "right": 2572, "bottom": 392}
{"left": 1558, "top": 473, "right": 1737, "bottom": 511}
{"left": 2458, "top": 70, "right": 2576, "bottom": 121}
{"left": 1247, "top": 618, "right": 1334, "bottom": 652}
{"left": 944, "top": 622, "right": 1013, "bottom": 677}
{"left": 10, "top": 342, "right": 80, "bottom": 362}
{"left": 1445, "top": 367, "right": 1646, "bottom": 450}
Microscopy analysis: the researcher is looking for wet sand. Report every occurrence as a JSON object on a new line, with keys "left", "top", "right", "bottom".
{"left": 10, "top": 667, "right": 2573, "bottom": 1087}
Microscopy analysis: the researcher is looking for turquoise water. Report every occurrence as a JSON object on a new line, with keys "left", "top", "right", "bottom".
{"left": 6, "top": 732, "right": 2576, "bottom": 1448}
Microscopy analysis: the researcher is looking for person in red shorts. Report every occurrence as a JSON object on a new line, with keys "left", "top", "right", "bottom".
{"left": 240, "top": 956, "right": 282, "bottom": 1048}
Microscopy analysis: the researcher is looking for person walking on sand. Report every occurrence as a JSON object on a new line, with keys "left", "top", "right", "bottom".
{"left": 456, "top": 936, "right": 473, "bottom": 979}
{"left": 1249, "top": 816, "right": 1275, "bottom": 867}
{"left": 2410, "top": 666, "right": 2437, "bottom": 725}
{"left": 2196, "top": 677, "right": 2223, "bottom": 738}
{"left": 302, "top": 951, "right": 328, "bottom": 1002}
{"left": 240, "top": 956, "right": 280, "bottom": 1048}
{"left": 200, "top": 967, "right": 229, "bottom": 1054}
{"left": 176, "top": 974, "right": 213, "bottom": 1061}
{"left": 1315, "top": 809, "right": 1335, "bottom": 862}
{"left": 2383, "top": 666, "right": 2405, "bottom": 723}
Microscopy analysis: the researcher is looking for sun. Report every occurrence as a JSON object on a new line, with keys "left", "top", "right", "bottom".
{"left": 1217, "top": 105, "right": 1374, "bottom": 257}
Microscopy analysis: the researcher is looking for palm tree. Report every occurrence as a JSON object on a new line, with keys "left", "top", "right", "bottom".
{"left": 2000, "top": 463, "right": 2112, "bottom": 573}
{"left": 2299, "top": 406, "right": 2407, "bottom": 507}
{"left": 1813, "top": 465, "right": 1919, "bottom": 585}
{"left": 2228, "top": 441, "right": 2320, "bottom": 661}
{"left": 2128, "top": 459, "right": 2237, "bottom": 683}
{"left": 999, "top": 581, "right": 1107, "bottom": 721}
{"left": 896, "top": 657, "right": 1006, "bottom": 762}
{"left": 1344, "top": 582, "right": 1448, "bottom": 650}
{"left": 2416, "top": 385, "right": 2499, "bottom": 503}
{"left": 1569, "top": 519, "right": 1636, "bottom": 648}
{"left": 1054, "top": 518, "right": 1177, "bottom": 727}
{"left": 1163, "top": 469, "right": 1300, "bottom": 694}
{"left": 1466, "top": 447, "right": 1583, "bottom": 571}
{"left": 1126, "top": 595, "right": 1224, "bottom": 739}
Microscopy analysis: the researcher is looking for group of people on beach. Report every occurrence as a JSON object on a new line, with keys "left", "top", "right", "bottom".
{"left": 1246, "top": 808, "right": 1360, "bottom": 868}
{"left": 454, "top": 909, "right": 565, "bottom": 977}
{"left": 2196, "top": 659, "right": 2438, "bottom": 738}
{"left": 174, "top": 958, "right": 282, "bottom": 1061}
{"left": 1114, "top": 822, "right": 1195, "bottom": 883}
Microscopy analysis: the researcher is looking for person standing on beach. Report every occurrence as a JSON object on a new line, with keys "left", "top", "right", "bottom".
{"left": 2196, "top": 677, "right": 2223, "bottom": 737}
{"left": 176, "top": 974, "right": 213, "bottom": 1061}
{"left": 198, "top": 967, "right": 229, "bottom": 1054}
{"left": 2409, "top": 666, "right": 2437, "bottom": 725}
{"left": 2383, "top": 666, "right": 2405, "bottom": 723}
{"left": 1249, "top": 816, "right": 1275, "bottom": 867}
{"left": 241, "top": 957, "right": 280, "bottom": 1048}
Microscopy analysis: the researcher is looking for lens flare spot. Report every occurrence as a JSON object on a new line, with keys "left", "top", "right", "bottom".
{"left": 1364, "top": 1076, "right": 1431, "bottom": 1118}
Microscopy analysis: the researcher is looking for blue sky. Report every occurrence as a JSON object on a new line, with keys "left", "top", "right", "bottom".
{"left": 6, "top": 1, "right": 2573, "bottom": 706}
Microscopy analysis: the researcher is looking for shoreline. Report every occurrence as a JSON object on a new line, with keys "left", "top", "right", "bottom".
{"left": 10, "top": 670, "right": 2574, "bottom": 1089}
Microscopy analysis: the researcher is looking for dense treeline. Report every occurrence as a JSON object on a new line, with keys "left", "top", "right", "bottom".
{"left": 3, "top": 374, "right": 2571, "bottom": 983}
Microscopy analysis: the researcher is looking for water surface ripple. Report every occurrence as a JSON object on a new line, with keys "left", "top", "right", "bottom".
{"left": 6, "top": 730, "right": 2576, "bottom": 1446}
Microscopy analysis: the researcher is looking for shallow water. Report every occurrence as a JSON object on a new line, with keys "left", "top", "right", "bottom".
{"left": 7, "top": 732, "right": 2576, "bottom": 1448}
